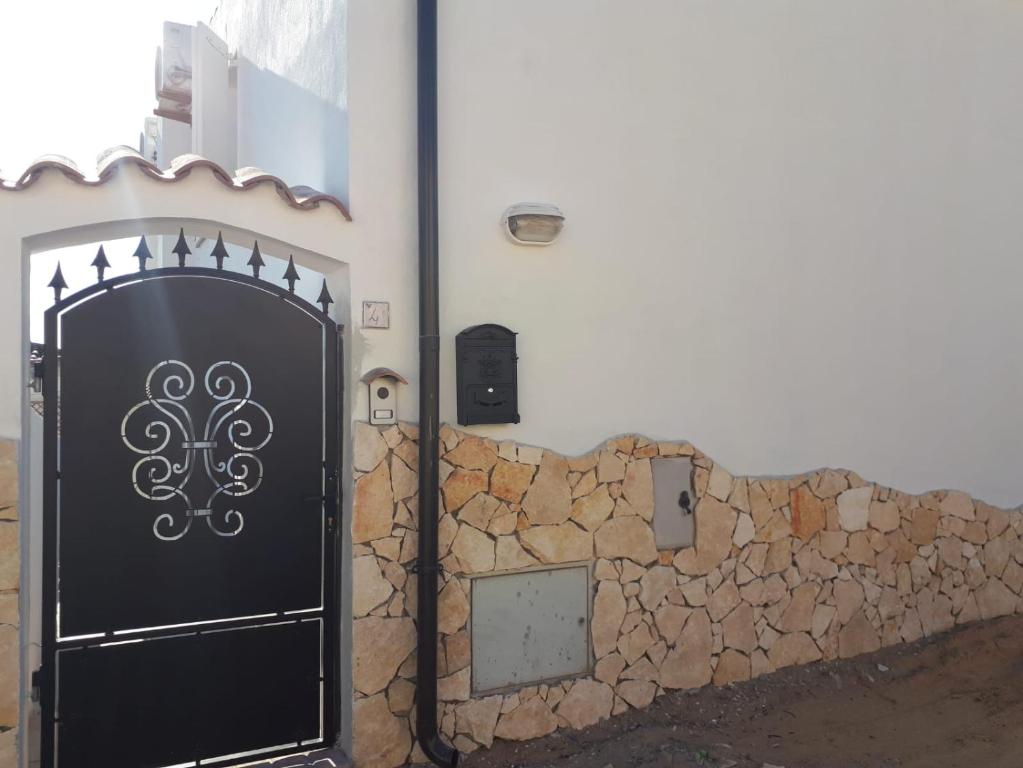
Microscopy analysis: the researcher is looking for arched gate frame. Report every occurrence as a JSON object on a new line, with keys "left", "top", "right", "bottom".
{"left": 39, "top": 251, "right": 341, "bottom": 768}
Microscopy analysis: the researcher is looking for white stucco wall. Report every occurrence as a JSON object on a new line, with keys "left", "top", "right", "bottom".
{"left": 0, "top": 168, "right": 377, "bottom": 438}
{"left": 209, "top": 0, "right": 1023, "bottom": 507}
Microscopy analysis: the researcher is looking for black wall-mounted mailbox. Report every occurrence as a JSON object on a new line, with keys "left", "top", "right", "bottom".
{"left": 456, "top": 324, "right": 520, "bottom": 426}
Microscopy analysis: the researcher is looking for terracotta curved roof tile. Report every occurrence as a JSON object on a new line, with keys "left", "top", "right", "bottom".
{"left": 1, "top": 146, "right": 352, "bottom": 221}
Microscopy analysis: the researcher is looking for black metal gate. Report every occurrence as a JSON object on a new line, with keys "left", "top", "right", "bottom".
{"left": 39, "top": 237, "right": 341, "bottom": 768}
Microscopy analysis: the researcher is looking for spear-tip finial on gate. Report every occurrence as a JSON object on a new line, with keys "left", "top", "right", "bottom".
{"left": 317, "top": 279, "right": 334, "bottom": 315}
{"left": 211, "top": 231, "right": 229, "bottom": 270}
{"left": 133, "top": 236, "right": 153, "bottom": 272}
{"left": 48, "top": 262, "right": 68, "bottom": 304}
{"left": 91, "top": 244, "right": 111, "bottom": 283}
{"left": 283, "top": 255, "right": 300, "bottom": 293}
{"left": 247, "top": 241, "right": 266, "bottom": 279}
{"left": 172, "top": 228, "right": 191, "bottom": 268}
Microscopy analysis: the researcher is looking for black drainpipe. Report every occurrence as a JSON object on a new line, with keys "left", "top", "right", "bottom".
{"left": 415, "top": 0, "right": 459, "bottom": 766}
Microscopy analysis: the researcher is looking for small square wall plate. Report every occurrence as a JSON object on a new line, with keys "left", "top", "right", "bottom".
{"left": 362, "top": 301, "right": 390, "bottom": 329}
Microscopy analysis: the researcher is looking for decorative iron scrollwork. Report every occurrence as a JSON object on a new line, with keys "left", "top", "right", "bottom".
{"left": 477, "top": 351, "right": 502, "bottom": 381}
{"left": 121, "top": 359, "right": 274, "bottom": 541}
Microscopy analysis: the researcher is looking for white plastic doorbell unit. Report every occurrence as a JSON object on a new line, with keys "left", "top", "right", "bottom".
{"left": 361, "top": 368, "right": 408, "bottom": 426}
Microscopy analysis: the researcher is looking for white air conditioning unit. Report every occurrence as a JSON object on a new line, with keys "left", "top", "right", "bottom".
{"left": 154, "top": 21, "right": 193, "bottom": 124}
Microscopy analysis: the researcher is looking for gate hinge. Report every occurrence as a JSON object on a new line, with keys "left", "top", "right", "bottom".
{"left": 30, "top": 667, "right": 41, "bottom": 703}
{"left": 29, "top": 343, "right": 44, "bottom": 393}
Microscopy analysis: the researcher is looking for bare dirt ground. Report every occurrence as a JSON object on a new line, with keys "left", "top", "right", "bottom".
{"left": 463, "top": 614, "right": 1023, "bottom": 768}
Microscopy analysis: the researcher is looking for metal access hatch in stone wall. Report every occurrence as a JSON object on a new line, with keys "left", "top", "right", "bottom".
{"left": 652, "top": 457, "right": 695, "bottom": 549}
{"left": 471, "top": 566, "right": 589, "bottom": 693}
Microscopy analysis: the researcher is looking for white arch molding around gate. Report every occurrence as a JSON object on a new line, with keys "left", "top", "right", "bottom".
{"left": 0, "top": 149, "right": 385, "bottom": 767}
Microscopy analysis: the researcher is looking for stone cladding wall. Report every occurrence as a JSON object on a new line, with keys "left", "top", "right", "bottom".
{"left": 350, "top": 423, "right": 1022, "bottom": 768}
{"left": 0, "top": 441, "right": 18, "bottom": 768}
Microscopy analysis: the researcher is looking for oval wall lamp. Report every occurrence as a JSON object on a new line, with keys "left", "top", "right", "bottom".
{"left": 501, "top": 203, "right": 565, "bottom": 246}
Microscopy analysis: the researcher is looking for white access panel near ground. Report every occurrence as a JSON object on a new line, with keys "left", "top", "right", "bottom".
{"left": 471, "top": 566, "right": 590, "bottom": 693}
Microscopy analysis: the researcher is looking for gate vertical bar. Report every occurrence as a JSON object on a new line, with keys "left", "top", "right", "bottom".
{"left": 323, "top": 324, "right": 342, "bottom": 743}
{"left": 40, "top": 304, "right": 59, "bottom": 768}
